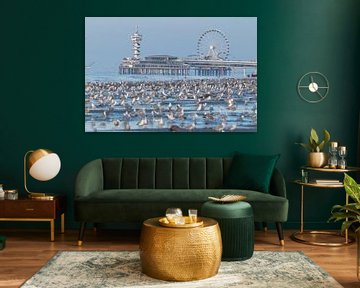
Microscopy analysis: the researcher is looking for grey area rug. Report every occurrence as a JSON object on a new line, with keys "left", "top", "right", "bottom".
{"left": 21, "top": 251, "right": 342, "bottom": 288}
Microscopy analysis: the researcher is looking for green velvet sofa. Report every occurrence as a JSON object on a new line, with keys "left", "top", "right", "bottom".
{"left": 74, "top": 157, "right": 288, "bottom": 245}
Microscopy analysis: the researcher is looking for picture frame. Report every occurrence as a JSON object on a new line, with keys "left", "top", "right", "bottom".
{"left": 85, "top": 17, "right": 257, "bottom": 132}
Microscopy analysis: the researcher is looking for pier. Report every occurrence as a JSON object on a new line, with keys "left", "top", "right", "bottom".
{"left": 118, "top": 28, "right": 257, "bottom": 77}
{"left": 119, "top": 56, "right": 256, "bottom": 77}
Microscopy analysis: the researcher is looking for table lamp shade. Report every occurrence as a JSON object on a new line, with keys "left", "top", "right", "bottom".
{"left": 28, "top": 151, "right": 61, "bottom": 181}
{"left": 24, "top": 149, "right": 61, "bottom": 199}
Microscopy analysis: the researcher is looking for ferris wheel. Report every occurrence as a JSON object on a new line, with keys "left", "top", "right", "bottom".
{"left": 197, "top": 29, "right": 230, "bottom": 60}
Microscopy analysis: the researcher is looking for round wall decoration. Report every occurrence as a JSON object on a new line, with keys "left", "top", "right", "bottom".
{"left": 297, "top": 72, "right": 329, "bottom": 103}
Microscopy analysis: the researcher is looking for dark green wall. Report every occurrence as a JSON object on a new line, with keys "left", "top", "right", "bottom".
{"left": 1, "top": 0, "right": 359, "bottom": 230}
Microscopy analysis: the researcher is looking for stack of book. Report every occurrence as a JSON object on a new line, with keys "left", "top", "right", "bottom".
{"left": 314, "top": 179, "right": 341, "bottom": 185}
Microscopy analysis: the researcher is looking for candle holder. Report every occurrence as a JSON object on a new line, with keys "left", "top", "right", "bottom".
{"left": 337, "top": 146, "right": 347, "bottom": 169}
{"left": 328, "top": 142, "right": 338, "bottom": 169}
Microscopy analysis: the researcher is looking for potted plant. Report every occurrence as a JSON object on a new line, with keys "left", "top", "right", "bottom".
{"left": 329, "top": 173, "right": 360, "bottom": 233}
{"left": 329, "top": 173, "right": 360, "bottom": 279}
{"left": 296, "top": 128, "right": 330, "bottom": 167}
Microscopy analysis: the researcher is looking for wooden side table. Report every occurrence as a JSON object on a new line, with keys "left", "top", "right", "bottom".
{"left": 0, "top": 195, "right": 66, "bottom": 241}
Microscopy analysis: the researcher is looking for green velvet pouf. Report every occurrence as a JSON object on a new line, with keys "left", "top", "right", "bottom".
{"left": 201, "top": 201, "right": 254, "bottom": 261}
{"left": 0, "top": 236, "right": 6, "bottom": 250}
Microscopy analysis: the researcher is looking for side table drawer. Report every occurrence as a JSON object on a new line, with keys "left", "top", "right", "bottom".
{"left": 2, "top": 201, "right": 55, "bottom": 218}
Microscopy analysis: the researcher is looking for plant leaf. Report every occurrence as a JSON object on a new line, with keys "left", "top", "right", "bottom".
{"left": 344, "top": 173, "right": 360, "bottom": 204}
{"left": 310, "top": 128, "right": 319, "bottom": 144}
{"left": 341, "top": 220, "right": 358, "bottom": 234}
{"left": 323, "top": 129, "right": 330, "bottom": 144}
{"left": 308, "top": 137, "right": 317, "bottom": 152}
{"left": 331, "top": 203, "right": 360, "bottom": 215}
{"left": 317, "top": 140, "right": 325, "bottom": 152}
{"left": 295, "top": 142, "right": 312, "bottom": 152}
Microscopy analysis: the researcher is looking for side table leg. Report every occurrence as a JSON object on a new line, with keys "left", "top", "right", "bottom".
{"left": 345, "top": 194, "right": 349, "bottom": 243}
{"left": 300, "top": 185, "right": 304, "bottom": 233}
{"left": 61, "top": 213, "right": 65, "bottom": 234}
{"left": 50, "top": 219, "right": 55, "bottom": 242}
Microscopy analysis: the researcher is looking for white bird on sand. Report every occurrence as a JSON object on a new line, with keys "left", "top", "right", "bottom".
{"left": 214, "top": 122, "right": 225, "bottom": 132}
{"left": 137, "top": 117, "right": 148, "bottom": 126}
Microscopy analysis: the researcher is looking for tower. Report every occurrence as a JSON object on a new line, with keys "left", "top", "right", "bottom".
{"left": 131, "top": 27, "right": 142, "bottom": 61}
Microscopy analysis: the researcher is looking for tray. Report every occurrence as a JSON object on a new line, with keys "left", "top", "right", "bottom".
{"left": 208, "top": 194, "right": 246, "bottom": 203}
{"left": 159, "top": 216, "right": 204, "bottom": 228}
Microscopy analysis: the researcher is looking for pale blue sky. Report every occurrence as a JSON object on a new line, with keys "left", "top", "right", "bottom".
{"left": 85, "top": 17, "right": 257, "bottom": 72}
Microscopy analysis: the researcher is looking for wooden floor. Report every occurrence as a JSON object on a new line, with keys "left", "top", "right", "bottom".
{"left": 0, "top": 228, "right": 358, "bottom": 288}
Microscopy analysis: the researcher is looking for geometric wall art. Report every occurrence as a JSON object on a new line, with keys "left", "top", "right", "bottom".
{"left": 85, "top": 17, "right": 257, "bottom": 132}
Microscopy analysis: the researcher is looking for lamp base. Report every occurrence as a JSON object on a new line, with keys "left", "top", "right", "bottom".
{"left": 28, "top": 192, "right": 55, "bottom": 200}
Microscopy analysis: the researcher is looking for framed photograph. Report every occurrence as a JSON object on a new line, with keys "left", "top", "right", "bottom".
{"left": 85, "top": 17, "right": 257, "bottom": 132}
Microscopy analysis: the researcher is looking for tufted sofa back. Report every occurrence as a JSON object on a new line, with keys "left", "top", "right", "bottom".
{"left": 102, "top": 158, "right": 233, "bottom": 190}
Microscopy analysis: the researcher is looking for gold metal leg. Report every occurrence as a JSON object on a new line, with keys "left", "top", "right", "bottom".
{"left": 345, "top": 194, "right": 348, "bottom": 243}
{"left": 300, "top": 185, "right": 304, "bottom": 233}
{"left": 291, "top": 181, "right": 355, "bottom": 246}
{"left": 61, "top": 213, "right": 65, "bottom": 234}
{"left": 50, "top": 220, "right": 55, "bottom": 241}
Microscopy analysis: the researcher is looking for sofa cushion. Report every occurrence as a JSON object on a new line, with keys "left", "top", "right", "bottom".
{"left": 75, "top": 188, "right": 288, "bottom": 222}
{"left": 224, "top": 153, "right": 280, "bottom": 193}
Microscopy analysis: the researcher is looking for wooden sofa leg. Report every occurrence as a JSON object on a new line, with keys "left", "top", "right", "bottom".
{"left": 77, "top": 222, "right": 86, "bottom": 246}
{"left": 262, "top": 222, "right": 268, "bottom": 232}
{"left": 276, "top": 222, "right": 285, "bottom": 246}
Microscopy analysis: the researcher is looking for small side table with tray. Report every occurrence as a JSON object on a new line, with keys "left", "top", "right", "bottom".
{"left": 291, "top": 166, "right": 359, "bottom": 246}
{"left": 139, "top": 217, "right": 222, "bottom": 281}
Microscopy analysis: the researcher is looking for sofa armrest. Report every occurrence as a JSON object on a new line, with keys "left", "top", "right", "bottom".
{"left": 269, "top": 168, "right": 287, "bottom": 198}
{"left": 75, "top": 159, "right": 104, "bottom": 199}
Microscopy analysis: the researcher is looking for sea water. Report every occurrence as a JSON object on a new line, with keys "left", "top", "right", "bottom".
{"left": 84, "top": 69, "right": 257, "bottom": 132}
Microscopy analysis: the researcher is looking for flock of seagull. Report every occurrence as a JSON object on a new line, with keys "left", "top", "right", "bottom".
{"left": 85, "top": 77, "right": 257, "bottom": 132}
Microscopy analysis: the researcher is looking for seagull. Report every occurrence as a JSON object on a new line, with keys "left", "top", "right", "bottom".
{"left": 113, "top": 119, "right": 120, "bottom": 127}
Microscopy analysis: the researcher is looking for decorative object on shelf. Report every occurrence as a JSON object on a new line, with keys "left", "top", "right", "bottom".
{"left": 338, "top": 146, "right": 347, "bottom": 169}
{"left": 297, "top": 71, "right": 329, "bottom": 103}
{"left": 315, "top": 179, "right": 340, "bottom": 185}
{"left": 329, "top": 173, "right": 360, "bottom": 280}
{"left": 4, "top": 189, "right": 18, "bottom": 200}
{"left": 300, "top": 169, "right": 309, "bottom": 183}
{"left": 208, "top": 194, "right": 246, "bottom": 203}
{"left": 0, "top": 184, "right": 4, "bottom": 199}
{"left": 24, "top": 148, "right": 61, "bottom": 199}
{"left": 328, "top": 142, "right": 338, "bottom": 169}
{"left": 296, "top": 128, "right": 330, "bottom": 168}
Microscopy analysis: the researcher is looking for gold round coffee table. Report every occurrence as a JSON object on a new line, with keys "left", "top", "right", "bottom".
{"left": 139, "top": 217, "right": 222, "bottom": 281}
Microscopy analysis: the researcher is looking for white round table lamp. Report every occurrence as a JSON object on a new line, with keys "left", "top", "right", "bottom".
{"left": 24, "top": 149, "right": 61, "bottom": 199}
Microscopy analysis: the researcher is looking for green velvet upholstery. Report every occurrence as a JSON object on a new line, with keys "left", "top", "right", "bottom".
{"left": 224, "top": 153, "right": 280, "bottom": 193}
{"left": 201, "top": 201, "right": 254, "bottom": 261}
{"left": 75, "top": 189, "right": 287, "bottom": 222}
{"left": 74, "top": 157, "right": 288, "bottom": 244}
